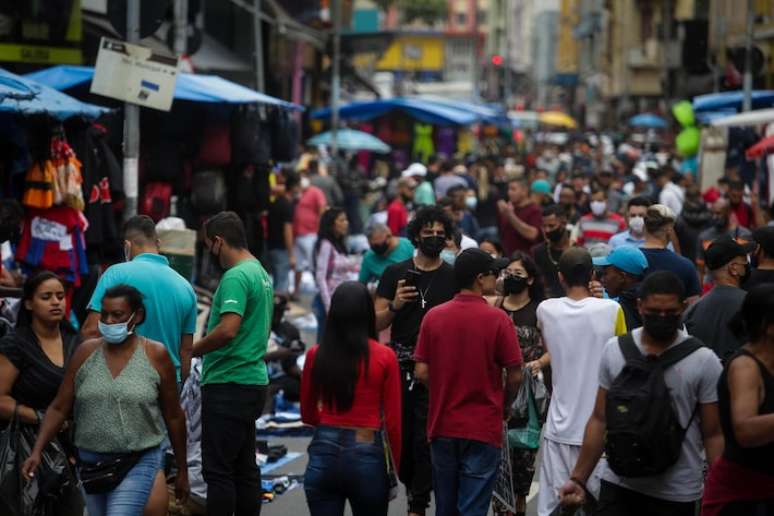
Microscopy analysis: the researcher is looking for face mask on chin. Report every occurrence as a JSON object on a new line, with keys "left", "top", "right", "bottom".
{"left": 440, "top": 249, "right": 457, "bottom": 265}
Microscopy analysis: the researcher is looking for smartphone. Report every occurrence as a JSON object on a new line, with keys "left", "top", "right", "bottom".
{"left": 404, "top": 269, "right": 422, "bottom": 288}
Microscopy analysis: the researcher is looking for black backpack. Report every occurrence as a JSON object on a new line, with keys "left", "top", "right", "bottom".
{"left": 604, "top": 334, "right": 702, "bottom": 478}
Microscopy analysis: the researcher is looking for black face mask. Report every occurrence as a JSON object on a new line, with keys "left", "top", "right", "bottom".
{"left": 713, "top": 216, "right": 728, "bottom": 230}
{"left": 642, "top": 313, "right": 682, "bottom": 341}
{"left": 371, "top": 241, "right": 390, "bottom": 256}
{"left": 503, "top": 275, "right": 529, "bottom": 295}
{"left": 418, "top": 236, "right": 446, "bottom": 258}
{"left": 546, "top": 227, "right": 565, "bottom": 243}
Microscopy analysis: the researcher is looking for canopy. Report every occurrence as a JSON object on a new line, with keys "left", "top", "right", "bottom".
{"left": 508, "top": 110, "right": 539, "bottom": 129}
{"left": 692, "top": 90, "right": 774, "bottom": 112}
{"left": 710, "top": 108, "right": 774, "bottom": 127}
{"left": 307, "top": 129, "right": 391, "bottom": 153}
{"left": 629, "top": 113, "right": 667, "bottom": 129}
{"left": 311, "top": 97, "right": 480, "bottom": 126}
{"left": 0, "top": 67, "right": 108, "bottom": 120}
{"left": 24, "top": 65, "right": 303, "bottom": 111}
{"left": 539, "top": 111, "right": 578, "bottom": 129}
{"left": 746, "top": 135, "right": 774, "bottom": 159}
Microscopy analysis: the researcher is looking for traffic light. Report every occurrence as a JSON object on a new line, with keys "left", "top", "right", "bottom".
{"left": 491, "top": 54, "right": 503, "bottom": 66}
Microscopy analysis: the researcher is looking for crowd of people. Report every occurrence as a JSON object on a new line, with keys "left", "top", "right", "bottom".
{"left": 1, "top": 133, "right": 774, "bottom": 516}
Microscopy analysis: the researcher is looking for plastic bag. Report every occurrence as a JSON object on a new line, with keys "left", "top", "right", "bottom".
{"left": 0, "top": 410, "right": 83, "bottom": 516}
{"left": 508, "top": 372, "right": 544, "bottom": 450}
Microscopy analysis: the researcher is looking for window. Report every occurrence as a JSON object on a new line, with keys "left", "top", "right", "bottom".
{"left": 456, "top": 12, "right": 467, "bottom": 27}
{"left": 477, "top": 9, "right": 487, "bottom": 25}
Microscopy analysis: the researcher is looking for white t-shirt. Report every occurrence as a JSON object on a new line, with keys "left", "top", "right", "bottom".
{"left": 659, "top": 182, "right": 685, "bottom": 216}
{"left": 537, "top": 297, "right": 627, "bottom": 446}
{"left": 598, "top": 328, "right": 722, "bottom": 502}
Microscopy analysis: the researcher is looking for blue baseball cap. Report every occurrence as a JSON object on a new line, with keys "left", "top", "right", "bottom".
{"left": 530, "top": 179, "right": 552, "bottom": 195}
{"left": 592, "top": 245, "right": 648, "bottom": 276}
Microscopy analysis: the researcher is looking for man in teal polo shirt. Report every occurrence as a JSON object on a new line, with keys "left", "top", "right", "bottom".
{"left": 359, "top": 223, "right": 415, "bottom": 285}
{"left": 82, "top": 215, "right": 197, "bottom": 382}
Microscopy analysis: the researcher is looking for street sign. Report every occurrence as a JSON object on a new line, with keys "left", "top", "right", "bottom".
{"left": 91, "top": 37, "right": 179, "bottom": 111}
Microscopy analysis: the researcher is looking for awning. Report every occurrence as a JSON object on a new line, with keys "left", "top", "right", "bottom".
{"left": 311, "top": 97, "right": 482, "bottom": 126}
{"left": 710, "top": 108, "right": 774, "bottom": 127}
{"left": 0, "top": 67, "right": 108, "bottom": 120}
{"left": 693, "top": 90, "right": 774, "bottom": 112}
{"left": 24, "top": 65, "right": 304, "bottom": 110}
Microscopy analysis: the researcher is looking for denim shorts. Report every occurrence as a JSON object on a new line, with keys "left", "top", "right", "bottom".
{"left": 78, "top": 446, "right": 163, "bottom": 516}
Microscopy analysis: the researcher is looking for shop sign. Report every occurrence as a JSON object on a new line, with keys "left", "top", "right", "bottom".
{"left": 91, "top": 37, "right": 179, "bottom": 111}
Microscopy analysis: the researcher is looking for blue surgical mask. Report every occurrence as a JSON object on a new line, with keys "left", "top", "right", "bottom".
{"left": 440, "top": 249, "right": 457, "bottom": 265}
{"left": 98, "top": 313, "right": 136, "bottom": 345}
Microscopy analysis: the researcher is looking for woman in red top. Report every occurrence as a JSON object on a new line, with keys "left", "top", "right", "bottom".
{"left": 301, "top": 281, "right": 401, "bottom": 516}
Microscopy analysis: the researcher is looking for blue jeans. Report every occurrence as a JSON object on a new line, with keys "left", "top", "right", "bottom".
{"left": 430, "top": 438, "right": 501, "bottom": 516}
{"left": 78, "top": 446, "right": 163, "bottom": 516}
{"left": 312, "top": 293, "right": 326, "bottom": 345}
{"left": 304, "top": 426, "right": 389, "bottom": 516}
{"left": 267, "top": 248, "right": 291, "bottom": 294}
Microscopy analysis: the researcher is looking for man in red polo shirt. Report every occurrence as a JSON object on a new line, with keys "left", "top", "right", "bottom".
{"left": 414, "top": 249, "right": 523, "bottom": 516}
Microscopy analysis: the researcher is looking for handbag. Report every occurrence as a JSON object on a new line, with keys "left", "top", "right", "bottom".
{"left": 78, "top": 451, "right": 143, "bottom": 494}
{"left": 1, "top": 404, "right": 84, "bottom": 516}
{"left": 508, "top": 372, "right": 543, "bottom": 450}
{"left": 381, "top": 429, "right": 399, "bottom": 501}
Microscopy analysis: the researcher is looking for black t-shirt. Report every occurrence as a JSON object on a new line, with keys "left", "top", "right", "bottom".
{"left": 531, "top": 242, "right": 565, "bottom": 299}
{"left": 267, "top": 196, "right": 293, "bottom": 250}
{"left": 376, "top": 258, "right": 456, "bottom": 364}
{"left": 0, "top": 325, "right": 80, "bottom": 410}
{"left": 744, "top": 268, "right": 774, "bottom": 291}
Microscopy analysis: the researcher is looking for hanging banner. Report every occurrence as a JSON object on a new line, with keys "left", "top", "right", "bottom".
{"left": 91, "top": 37, "right": 179, "bottom": 111}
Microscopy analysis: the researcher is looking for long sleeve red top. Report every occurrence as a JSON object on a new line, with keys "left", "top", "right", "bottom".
{"left": 301, "top": 340, "right": 402, "bottom": 468}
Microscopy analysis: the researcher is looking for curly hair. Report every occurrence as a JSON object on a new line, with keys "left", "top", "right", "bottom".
{"left": 406, "top": 205, "right": 453, "bottom": 246}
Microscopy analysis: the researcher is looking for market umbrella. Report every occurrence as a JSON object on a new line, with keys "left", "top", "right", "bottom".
{"left": 711, "top": 108, "right": 774, "bottom": 127}
{"left": 307, "top": 129, "right": 391, "bottom": 153}
{"left": 629, "top": 113, "right": 667, "bottom": 129}
{"left": 745, "top": 135, "right": 774, "bottom": 159}
{"left": 539, "top": 111, "right": 578, "bottom": 129}
{"left": 0, "top": 67, "right": 108, "bottom": 120}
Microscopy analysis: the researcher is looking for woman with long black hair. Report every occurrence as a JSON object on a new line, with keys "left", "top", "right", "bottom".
{"left": 312, "top": 207, "right": 359, "bottom": 342}
{"left": 0, "top": 271, "right": 83, "bottom": 515}
{"left": 490, "top": 251, "right": 548, "bottom": 516}
{"left": 301, "top": 281, "right": 402, "bottom": 516}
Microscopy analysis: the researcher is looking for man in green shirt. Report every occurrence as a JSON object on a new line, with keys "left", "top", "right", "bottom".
{"left": 403, "top": 163, "right": 436, "bottom": 206}
{"left": 359, "top": 223, "right": 415, "bottom": 285}
{"left": 193, "top": 211, "right": 273, "bottom": 516}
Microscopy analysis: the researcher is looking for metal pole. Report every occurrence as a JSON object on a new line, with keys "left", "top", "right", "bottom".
{"left": 743, "top": 0, "right": 754, "bottom": 111}
{"left": 253, "top": 0, "right": 265, "bottom": 92}
{"left": 662, "top": 0, "right": 673, "bottom": 106}
{"left": 503, "top": 0, "right": 512, "bottom": 108}
{"left": 123, "top": 0, "right": 140, "bottom": 220}
{"left": 173, "top": 0, "right": 188, "bottom": 56}
{"left": 331, "top": 0, "right": 342, "bottom": 159}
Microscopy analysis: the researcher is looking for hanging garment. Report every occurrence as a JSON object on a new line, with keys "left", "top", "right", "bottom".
{"left": 15, "top": 207, "right": 89, "bottom": 287}
{"left": 412, "top": 124, "right": 435, "bottom": 163}
{"left": 457, "top": 129, "right": 476, "bottom": 155}
{"left": 22, "top": 160, "right": 56, "bottom": 209}
{"left": 50, "top": 135, "right": 85, "bottom": 211}
{"left": 436, "top": 127, "right": 456, "bottom": 157}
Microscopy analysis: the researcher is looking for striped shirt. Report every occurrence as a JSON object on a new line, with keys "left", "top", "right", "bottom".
{"left": 577, "top": 213, "right": 626, "bottom": 248}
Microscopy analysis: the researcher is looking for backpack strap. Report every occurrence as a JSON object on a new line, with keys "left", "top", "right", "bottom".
{"left": 617, "top": 333, "right": 642, "bottom": 364}
{"left": 657, "top": 337, "right": 703, "bottom": 369}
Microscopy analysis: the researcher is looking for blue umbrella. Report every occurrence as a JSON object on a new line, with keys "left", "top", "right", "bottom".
{"left": 307, "top": 129, "right": 391, "bottom": 153}
{"left": 629, "top": 113, "right": 667, "bottom": 129}
{"left": 0, "top": 67, "right": 107, "bottom": 120}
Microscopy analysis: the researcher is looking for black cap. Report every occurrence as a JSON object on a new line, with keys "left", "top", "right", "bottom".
{"left": 558, "top": 247, "right": 592, "bottom": 278}
{"left": 454, "top": 248, "right": 496, "bottom": 286}
{"left": 752, "top": 226, "right": 774, "bottom": 257}
{"left": 705, "top": 236, "right": 752, "bottom": 271}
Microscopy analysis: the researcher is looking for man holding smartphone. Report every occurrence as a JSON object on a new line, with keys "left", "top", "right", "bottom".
{"left": 375, "top": 206, "right": 457, "bottom": 516}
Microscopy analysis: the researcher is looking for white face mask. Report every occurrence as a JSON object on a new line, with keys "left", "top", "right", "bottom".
{"left": 629, "top": 215, "right": 645, "bottom": 235}
{"left": 590, "top": 200, "right": 607, "bottom": 216}
{"left": 465, "top": 196, "right": 478, "bottom": 210}
{"left": 300, "top": 176, "right": 310, "bottom": 189}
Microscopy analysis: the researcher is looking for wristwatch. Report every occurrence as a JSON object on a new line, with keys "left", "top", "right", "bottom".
{"left": 388, "top": 302, "right": 400, "bottom": 313}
